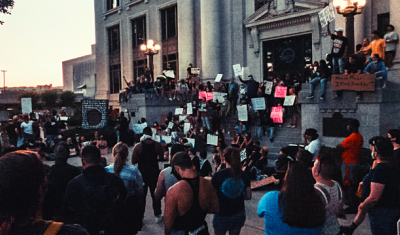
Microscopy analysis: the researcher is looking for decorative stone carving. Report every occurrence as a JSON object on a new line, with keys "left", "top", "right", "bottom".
{"left": 311, "top": 14, "right": 321, "bottom": 49}
{"left": 250, "top": 27, "right": 260, "bottom": 57}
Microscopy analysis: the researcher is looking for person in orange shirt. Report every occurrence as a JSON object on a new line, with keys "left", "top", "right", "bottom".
{"left": 336, "top": 119, "right": 363, "bottom": 212}
{"left": 362, "top": 30, "right": 386, "bottom": 64}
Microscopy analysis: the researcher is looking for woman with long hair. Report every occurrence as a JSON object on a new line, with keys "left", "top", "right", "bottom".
{"left": 105, "top": 142, "right": 144, "bottom": 234}
{"left": 307, "top": 59, "right": 331, "bottom": 100}
{"left": 211, "top": 147, "right": 252, "bottom": 235}
{"left": 258, "top": 161, "right": 326, "bottom": 234}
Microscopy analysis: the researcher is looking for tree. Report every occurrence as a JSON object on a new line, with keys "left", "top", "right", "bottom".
{"left": 0, "top": 0, "right": 15, "bottom": 25}
{"left": 41, "top": 90, "right": 59, "bottom": 109}
{"left": 20, "top": 91, "right": 40, "bottom": 110}
{"left": 60, "top": 91, "right": 76, "bottom": 108}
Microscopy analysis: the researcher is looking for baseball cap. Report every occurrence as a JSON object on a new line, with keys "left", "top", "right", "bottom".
{"left": 335, "top": 28, "right": 344, "bottom": 32}
{"left": 171, "top": 152, "right": 192, "bottom": 168}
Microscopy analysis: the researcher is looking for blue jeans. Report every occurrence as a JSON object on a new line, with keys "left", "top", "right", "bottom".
{"left": 142, "top": 89, "right": 154, "bottom": 95}
{"left": 368, "top": 206, "right": 399, "bottom": 235}
{"left": 310, "top": 77, "right": 327, "bottom": 96}
{"left": 376, "top": 71, "right": 387, "bottom": 83}
{"left": 201, "top": 117, "right": 211, "bottom": 131}
{"left": 341, "top": 162, "right": 359, "bottom": 184}
{"left": 332, "top": 56, "right": 344, "bottom": 74}
{"left": 257, "top": 126, "right": 274, "bottom": 139}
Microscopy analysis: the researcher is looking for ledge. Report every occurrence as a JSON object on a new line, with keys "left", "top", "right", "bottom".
{"left": 125, "top": 0, "right": 148, "bottom": 11}
{"left": 103, "top": 6, "right": 121, "bottom": 20}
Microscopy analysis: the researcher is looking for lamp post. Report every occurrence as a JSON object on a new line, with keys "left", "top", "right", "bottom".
{"left": 0, "top": 70, "right": 6, "bottom": 92}
{"left": 140, "top": 39, "right": 161, "bottom": 73}
{"left": 333, "top": 0, "right": 366, "bottom": 56}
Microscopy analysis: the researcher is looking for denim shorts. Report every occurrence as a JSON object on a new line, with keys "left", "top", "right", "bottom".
{"left": 213, "top": 211, "right": 246, "bottom": 233}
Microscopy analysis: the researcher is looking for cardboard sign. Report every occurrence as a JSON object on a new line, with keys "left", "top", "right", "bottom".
{"left": 270, "top": 106, "right": 283, "bottom": 123}
{"left": 21, "top": 98, "right": 32, "bottom": 115}
{"left": 215, "top": 74, "right": 223, "bottom": 82}
{"left": 187, "top": 138, "right": 195, "bottom": 148}
{"left": 283, "top": 95, "right": 296, "bottom": 106}
{"left": 331, "top": 74, "right": 376, "bottom": 91}
{"left": 207, "top": 134, "right": 218, "bottom": 146}
{"left": 251, "top": 176, "right": 276, "bottom": 189}
{"left": 237, "top": 105, "right": 248, "bottom": 122}
{"left": 187, "top": 103, "right": 193, "bottom": 115}
{"left": 198, "top": 91, "right": 207, "bottom": 100}
{"left": 163, "top": 136, "right": 172, "bottom": 144}
{"left": 175, "top": 108, "right": 183, "bottom": 115}
{"left": 184, "top": 123, "right": 191, "bottom": 134}
{"left": 165, "top": 70, "right": 175, "bottom": 78}
{"left": 251, "top": 98, "right": 266, "bottom": 111}
{"left": 191, "top": 68, "right": 200, "bottom": 75}
{"left": 179, "top": 115, "right": 186, "bottom": 122}
{"left": 265, "top": 81, "right": 273, "bottom": 95}
{"left": 206, "top": 92, "right": 213, "bottom": 101}
{"left": 167, "top": 122, "right": 174, "bottom": 129}
{"left": 274, "top": 86, "right": 287, "bottom": 98}
{"left": 233, "top": 64, "right": 243, "bottom": 77}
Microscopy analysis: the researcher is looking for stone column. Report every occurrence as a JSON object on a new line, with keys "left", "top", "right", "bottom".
{"left": 177, "top": 0, "right": 195, "bottom": 79}
{"left": 200, "top": 0, "right": 221, "bottom": 79}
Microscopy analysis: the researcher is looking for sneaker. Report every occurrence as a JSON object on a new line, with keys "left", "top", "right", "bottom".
{"left": 270, "top": 138, "right": 274, "bottom": 143}
{"left": 291, "top": 125, "right": 296, "bottom": 128}
{"left": 306, "top": 95, "right": 314, "bottom": 99}
{"left": 382, "top": 84, "right": 387, "bottom": 89}
{"left": 177, "top": 97, "right": 180, "bottom": 101}
{"left": 169, "top": 98, "right": 172, "bottom": 101}
{"left": 287, "top": 125, "right": 292, "bottom": 128}
{"left": 320, "top": 95, "right": 325, "bottom": 100}
{"left": 155, "top": 215, "right": 164, "bottom": 223}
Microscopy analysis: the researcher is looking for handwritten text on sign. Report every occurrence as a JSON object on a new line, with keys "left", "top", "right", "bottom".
{"left": 270, "top": 106, "right": 283, "bottom": 123}
{"left": 251, "top": 98, "right": 266, "bottom": 111}
{"left": 274, "top": 86, "right": 287, "bottom": 98}
{"left": 331, "top": 74, "right": 376, "bottom": 91}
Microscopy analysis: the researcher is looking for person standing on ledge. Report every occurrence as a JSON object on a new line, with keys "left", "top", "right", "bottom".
{"left": 383, "top": 24, "right": 399, "bottom": 69}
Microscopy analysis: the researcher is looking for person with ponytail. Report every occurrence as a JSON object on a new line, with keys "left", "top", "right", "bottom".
{"left": 105, "top": 142, "right": 144, "bottom": 234}
{"left": 211, "top": 147, "right": 252, "bottom": 235}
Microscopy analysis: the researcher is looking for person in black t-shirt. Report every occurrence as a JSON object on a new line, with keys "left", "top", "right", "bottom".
{"left": 6, "top": 116, "right": 19, "bottom": 147}
{"left": 345, "top": 54, "right": 365, "bottom": 99}
{"left": 199, "top": 150, "right": 212, "bottom": 177}
{"left": 328, "top": 22, "right": 348, "bottom": 75}
{"left": 388, "top": 129, "right": 400, "bottom": 170}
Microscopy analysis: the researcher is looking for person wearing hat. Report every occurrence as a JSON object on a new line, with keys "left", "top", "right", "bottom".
{"left": 164, "top": 152, "right": 219, "bottom": 235}
{"left": 341, "top": 136, "right": 399, "bottom": 235}
{"left": 303, "top": 128, "right": 321, "bottom": 161}
{"left": 327, "top": 21, "right": 348, "bottom": 75}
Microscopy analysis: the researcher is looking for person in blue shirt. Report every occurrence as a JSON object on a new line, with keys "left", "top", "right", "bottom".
{"left": 235, "top": 121, "right": 246, "bottom": 134}
{"left": 363, "top": 54, "right": 388, "bottom": 89}
{"left": 257, "top": 161, "right": 325, "bottom": 235}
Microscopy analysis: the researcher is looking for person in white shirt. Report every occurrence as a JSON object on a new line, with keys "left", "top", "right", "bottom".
{"left": 304, "top": 128, "right": 321, "bottom": 161}
{"left": 383, "top": 24, "right": 399, "bottom": 68}
{"left": 20, "top": 114, "right": 35, "bottom": 142}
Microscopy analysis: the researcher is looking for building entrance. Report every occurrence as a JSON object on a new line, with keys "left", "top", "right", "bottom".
{"left": 263, "top": 34, "right": 312, "bottom": 80}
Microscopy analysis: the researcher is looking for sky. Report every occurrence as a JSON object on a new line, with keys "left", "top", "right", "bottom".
{"left": 0, "top": 0, "right": 95, "bottom": 87}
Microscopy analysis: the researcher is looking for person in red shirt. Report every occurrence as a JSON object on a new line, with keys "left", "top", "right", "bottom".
{"left": 336, "top": 119, "right": 363, "bottom": 212}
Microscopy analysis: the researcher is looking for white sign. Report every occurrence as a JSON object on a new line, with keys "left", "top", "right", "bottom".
{"left": 165, "top": 70, "right": 175, "bottom": 78}
{"left": 237, "top": 105, "right": 248, "bottom": 122}
{"left": 179, "top": 115, "right": 186, "bottom": 122}
{"left": 207, "top": 134, "right": 218, "bottom": 146}
{"left": 329, "top": 3, "right": 336, "bottom": 22}
{"left": 187, "top": 103, "right": 193, "bottom": 115}
{"left": 59, "top": 117, "right": 69, "bottom": 121}
{"left": 251, "top": 98, "right": 266, "bottom": 111}
{"left": 283, "top": 95, "right": 296, "bottom": 106}
{"left": 233, "top": 64, "right": 243, "bottom": 77}
{"left": 215, "top": 74, "right": 223, "bottom": 82}
{"left": 187, "top": 138, "right": 195, "bottom": 148}
{"left": 175, "top": 108, "right": 183, "bottom": 115}
{"left": 163, "top": 136, "right": 172, "bottom": 144}
{"left": 151, "top": 128, "right": 157, "bottom": 135}
{"left": 167, "top": 122, "right": 174, "bottom": 129}
{"left": 132, "top": 123, "right": 146, "bottom": 134}
{"left": 191, "top": 68, "right": 200, "bottom": 75}
{"left": 318, "top": 9, "right": 328, "bottom": 27}
{"left": 154, "top": 135, "right": 161, "bottom": 142}
{"left": 265, "top": 81, "right": 273, "bottom": 95}
{"left": 318, "top": 4, "right": 335, "bottom": 27}
{"left": 242, "top": 67, "right": 250, "bottom": 80}
{"left": 21, "top": 98, "right": 32, "bottom": 115}
{"left": 184, "top": 123, "right": 191, "bottom": 134}
{"left": 240, "top": 149, "right": 247, "bottom": 162}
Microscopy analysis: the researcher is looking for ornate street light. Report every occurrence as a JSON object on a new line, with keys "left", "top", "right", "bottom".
{"left": 140, "top": 39, "right": 161, "bottom": 72}
{"left": 333, "top": 0, "right": 366, "bottom": 56}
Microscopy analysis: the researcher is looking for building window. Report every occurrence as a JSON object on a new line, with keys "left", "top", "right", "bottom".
{"left": 107, "top": 0, "right": 120, "bottom": 11}
{"left": 377, "top": 13, "right": 390, "bottom": 38}
{"left": 108, "top": 25, "right": 120, "bottom": 53}
{"left": 109, "top": 64, "right": 121, "bottom": 94}
{"left": 161, "top": 6, "right": 177, "bottom": 40}
{"left": 255, "top": 0, "right": 269, "bottom": 11}
{"left": 133, "top": 59, "right": 147, "bottom": 83}
{"left": 132, "top": 16, "right": 146, "bottom": 48}
{"left": 163, "top": 53, "right": 178, "bottom": 77}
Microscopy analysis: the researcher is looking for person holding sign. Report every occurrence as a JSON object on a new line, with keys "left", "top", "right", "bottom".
{"left": 228, "top": 78, "right": 239, "bottom": 115}
{"left": 306, "top": 60, "right": 330, "bottom": 100}
{"left": 286, "top": 88, "right": 298, "bottom": 128}
{"left": 198, "top": 97, "right": 211, "bottom": 132}
{"left": 239, "top": 75, "right": 259, "bottom": 100}
{"left": 328, "top": 22, "right": 348, "bottom": 75}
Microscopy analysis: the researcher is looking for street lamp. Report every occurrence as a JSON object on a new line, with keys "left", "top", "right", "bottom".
{"left": 140, "top": 39, "right": 161, "bottom": 73}
{"left": 333, "top": 0, "right": 366, "bottom": 56}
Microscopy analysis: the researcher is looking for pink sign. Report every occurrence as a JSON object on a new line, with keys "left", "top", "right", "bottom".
{"left": 198, "top": 91, "right": 206, "bottom": 100}
{"left": 206, "top": 92, "right": 213, "bottom": 101}
{"left": 274, "top": 86, "right": 287, "bottom": 98}
{"left": 270, "top": 106, "right": 283, "bottom": 123}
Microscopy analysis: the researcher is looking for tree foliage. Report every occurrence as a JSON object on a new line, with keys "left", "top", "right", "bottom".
{"left": 0, "top": 0, "right": 15, "bottom": 25}
{"left": 41, "top": 90, "right": 59, "bottom": 109}
{"left": 60, "top": 91, "right": 76, "bottom": 108}
{"left": 20, "top": 91, "right": 40, "bottom": 110}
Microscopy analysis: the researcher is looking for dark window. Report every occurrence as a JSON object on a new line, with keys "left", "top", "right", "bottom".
{"left": 108, "top": 25, "right": 120, "bottom": 53}
{"left": 161, "top": 6, "right": 177, "bottom": 40}
{"left": 133, "top": 59, "right": 148, "bottom": 83}
{"left": 377, "top": 13, "right": 390, "bottom": 38}
{"left": 109, "top": 64, "right": 121, "bottom": 94}
{"left": 323, "top": 113, "right": 351, "bottom": 138}
{"left": 132, "top": 16, "right": 146, "bottom": 48}
{"left": 255, "top": 0, "right": 269, "bottom": 11}
{"left": 107, "top": 0, "right": 120, "bottom": 11}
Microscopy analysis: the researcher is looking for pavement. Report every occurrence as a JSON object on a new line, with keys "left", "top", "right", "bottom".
{"left": 44, "top": 146, "right": 372, "bottom": 235}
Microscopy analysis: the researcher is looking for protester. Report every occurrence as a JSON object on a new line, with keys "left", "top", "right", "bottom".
{"left": 363, "top": 54, "right": 388, "bottom": 89}
{"left": 199, "top": 150, "right": 212, "bottom": 177}
{"left": 228, "top": 78, "right": 239, "bottom": 115}
{"left": 20, "top": 114, "right": 35, "bottom": 142}
{"left": 307, "top": 60, "right": 330, "bottom": 99}
{"left": 345, "top": 54, "right": 365, "bottom": 98}
{"left": 286, "top": 88, "right": 298, "bottom": 128}
{"left": 239, "top": 75, "right": 259, "bottom": 100}
{"left": 303, "top": 128, "right": 321, "bottom": 161}
{"left": 164, "top": 152, "right": 219, "bottom": 235}
{"left": 6, "top": 116, "right": 19, "bottom": 147}
{"left": 212, "top": 147, "right": 251, "bottom": 235}
{"left": 115, "top": 112, "right": 131, "bottom": 144}
{"left": 257, "top": 161, "right": 326, "bottom": 234}
{"left": 327, "top": 22, "right": 348, "bottom": 75}
{"left": 383, "top": 24, "right": 398, "bottom": 68}
{"left": 387, "top": 129, "right": 400, "bottom": 169}
{"left": 199, "top": 97, "right": 211, "bottom": 132}
{"left": 357, "top": 38, "right": 372, "bottom": 60}
{"left": 363, "top": 30, "right": 386, "bottom": 63}
{"left": 154, "top": 76, "right": 164, "bottom": 99}
{"left": 235, "top": 121, "right": 246, "bottom": 135}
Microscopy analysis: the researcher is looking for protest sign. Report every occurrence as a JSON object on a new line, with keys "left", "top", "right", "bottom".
{"left": 232, "top": 64, "right": 242, "bottom": 77}
{"left": 133, "top": 124, "right": 146, "bottom": 134}
{"left": 163, "top": 136, "right": 172, "bottom": 144}
{"left": 154, "top": 135, "right": 161, "bottom": 142}
{"left": 59, "top": 117, "right": 69, "bottom": 121}
{"left": 191, "top": 68, "right": 200, "bottom": 75}
{"left": 251, "top": 176, "right": 276, "bottom": 189}
{"left": 167, "top": 122, "right": 174, "bottom": 129}
{"left": 265, "top": 81, "right": 273, "bottom": 95}
{"left": 187, "top": 102, "right": 193, "bottom": 115}
{"left": 21, "top": 98, "right": 32, "bottom": 115}
{"left": 184, "top": 123, "right": 191, "bottom": 134}
{"left": 187, "top": 138, "right": 195, "bottom": 148}
{"left": 175, "top": 108, "right": 183, "bottom": 115}
{"left": 215, "top": 74, "right": 223, "bottom": 82}
{"left": 283, "top": 95, "right": 296, "bottom": 106}
{"left": 270, "top": 106, "right": 283, "bottom": 123}
{"left": 251, "top": 98, "right": 266, "bottom": 111}
{"left": 151, "top": 128, "right": 157, "bottom": 135}
{"left": 213, "top": 92, "right": 227, "bottom": 103}
{"left": 323, "top": 7, "right": 333, "bottom": 22}
{"left": 207, "top": 134, "right": 218, "bottom": 146}
{"left": 179, "top": 115, "right": 186, "bottom": 122}
{"left": 274, "top": 86, "right": 287, "bottom": 98}
{"left": 165, "top": 70, "right": 175, "bottom": 78}
{"left": 237, "top": 105, "right": 248, "bottom": 122}
{"left": 206, "top": 92, "right": 213, "bottom": 101}
{"left": 199, "top": 103, "right": 207, "bottom": 112}
{"left": 240, "top": 149, "right": 247, "bottom": 162}
{"left": 318, "top": 9, "right": 328, "bottom": 27}
{"left": 242, "top": 67, "right": 249, "bottom": 79}
{"left": 328, "top": 3, "right": 335, "bottom": 22}
{"left": 331, "top": 74, "right": 375, "bottom": 91}
{"left": 198, "top": 91, "right": 207, "bottom": 100}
